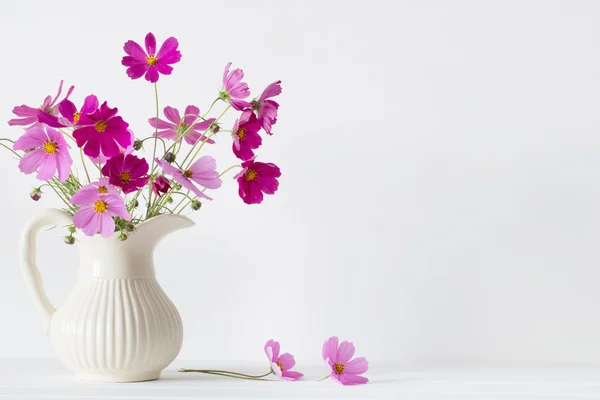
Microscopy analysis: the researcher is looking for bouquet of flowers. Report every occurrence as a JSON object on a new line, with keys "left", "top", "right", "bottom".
{"left": 3, "top": 32, "right": 282, "bottom": 243}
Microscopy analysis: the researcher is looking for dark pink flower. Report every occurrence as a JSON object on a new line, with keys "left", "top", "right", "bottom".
{"left": 234, "top": 159, "right": 281, "bottom": 205}
{"left": 156, "top": 156, "right": 221, "bottom": 200}
{"left": 71, "top": 187, "right": 130, "bottom": 238}
{"left": 8, "top": 80, "right": 74, "bottom": 128}
{"left": 152, "top": 175, "right": 171, "bottom": 196}
{"left": 122, "top": 32, "right": 182, "bottom": 83}
{"left": 220, "top": 62, "right": 251, "bottom": 110}
{"left": 252, "top": 80, "right": 281, "bottom": 135}
{"left": 232, "top": 111, "right": 262, "bottom": 160}
{"left": 322, "top": 336, "right": 368, "bottom": 385}
{"left": 148, "top": 105, "right": 215, "bottom": 145}
{"left": 101, "top": 153, "right": 150, "bottom": 194}
{"left": 264, "top": 340, "right": 303, "bottom": 381}
{"left": 74, "top": 101, "right": 131, "bottom": 159}
{"left": 13, "top": 126, "right": 73, "bottom": 182}
{"left": 94, "top": 129, "right": 135, "bottom": 165}
{"left": 38, "top": 94, "right": 99, "bottom": 129}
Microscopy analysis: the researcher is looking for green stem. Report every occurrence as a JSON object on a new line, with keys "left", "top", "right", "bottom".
{"left": 317, "top": 375, "right": 330, "bottom": 382}
{"left": 58, "top": 129, "right": 77, "bottom": 145}
{"left": 182, "top": 105, "right": 230, "bottom": 168}
{"left": 171, "top": 190, "right": 190, "bottom": 214}
{"left": 147, "top": 82, "right": 160, "bottom": 218}
{"left": 80, "top": 148, "right": 91, "bottom": 183}
{"left": 179, "top": 369, "right": 272, "bottom": 379}
{"left": 139, "top": 136, "right": 167, "bottom": 154}
{"left": 0, "top": 143, "right": 21, "bottom": 158}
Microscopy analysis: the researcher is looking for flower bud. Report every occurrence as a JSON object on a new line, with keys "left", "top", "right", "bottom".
{"left": 30, "top": 187, "right": 42, "bottom": 201}
{"left": 211, "top": 123, "right": 220, "bottom": 133}
{"left": 133, "top": 139, "right": 143, "bottom": 151}
{"left": 130, "top": 199, "right": 139, "bottom": 208}
{"left": 64, "top": 236, "right": 75, "bottom": 245}
{"left": 118, "top": 232, "right": 128, "bottom": 241}
{"left": 164, "top": 152, "right": 176, "bottom": 163}
{"left": 68, "top": 225, "right": 77, "bottom": 234}
{"left": 173, "top": 183, "right": 182, "bottom": 190}
{"left": 166, "top": 196, "right": 173, "bottom": 204}
{"left": 124, "top": 222, "right": 135, "bottom": 232}
{"left": 191, "top": 199, "right": 202, "bottom": 211}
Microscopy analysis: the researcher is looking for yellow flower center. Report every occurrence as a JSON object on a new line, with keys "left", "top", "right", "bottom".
{"left": 93, "top": 200, "right": 107, "bottom": 213}
{"left": 245, "top": 169, "right": 257, "bottom": 181}
{"left": 333, "top": 363, "right": 345, "bottom": 374}
{"left": 97, "top": 186, "right": 108, "bottom": 194}
{"left": 73, "top": 111, "right": 81, "bottom": 123}
{"left": 120, "top": 171, "right": 131, "bottom": 184}
{"left": 95, "top": 120, "right": 107, "bottom": 132}
{"left": 276, "top": 361, "right": 284, "bottom": 371}
{"left": 236, "top": 127, "right": 246, "bottom": 140}
{"left": 147, "top": 55, "right": 158, "bottom": 66}
{"left": 183, "top": 170, "right": 193, "bottom": 178}
{"left": 43, "top": 141, "right": 57, "bottom": 154}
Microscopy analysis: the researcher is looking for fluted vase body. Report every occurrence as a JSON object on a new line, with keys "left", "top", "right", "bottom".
{"left": 19, "top": 209, "right": 194, "bottom": 382}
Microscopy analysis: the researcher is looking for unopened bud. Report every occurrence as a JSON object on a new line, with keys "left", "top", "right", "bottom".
{"left": 124, "top": 222, "right": 135, "bottom": 232}
{"left": 30, "top": 187, "right": 42, "bottom": 201}
{"left": 164, "top": 152, "right": 176, "bottom": 163}
{"left": 64, "top": 236, "right": 75, "bottom": 245}
{"left": 211, "top": 123, "right": 220, "bottom": 133}
{"left": 166, "top": 196, "right": 173, "bottom": 204}
{"left": 68, "top": 225, "right": 77, "bottom": 234}
{"left": 118, "top": 233, "right": 128, "bottom": 241}
{"left": 133, "top": 139, "right": 143, "bottom": 151}
{"left": 130, "top": 199, "right": 139, "bottom": 208}
{"left": 191, "top": 199, "right": 202, "bottom": 211}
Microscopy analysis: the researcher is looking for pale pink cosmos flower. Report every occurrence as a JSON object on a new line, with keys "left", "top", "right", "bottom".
{"left": 322, "top": 336, "right": 368, "bottom": 385}
{"left": 71, "top": 188, "right": 130, "bottom": 238}
{"left": 13, "top": 126, "right": 73, "bottom": 182}
{"left": 148, "top": 105, "right": 215, "bottom": 145}
{"left": 252, "top": 80, "right": 282, "bottom": 135}
{"left": 74, "top": 178, "right": 120, "bottom": 199}
{"left": 156, "top": 157, "right": 222, "bottom": 200}
{"left": 8, "top": 80, "right": 74, "bottom": 128}
{"left": 221, "top": 62, "right": 251, "bottom": 110}
{"left": 264, "top": 340, "right": 303, "bottom": 381}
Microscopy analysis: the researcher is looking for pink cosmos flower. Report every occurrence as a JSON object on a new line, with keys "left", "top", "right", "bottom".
{"left": 101, "top": 153, "right": 150, "bottom": 194}
{"left": 122, "top": 32, "right": 182, "bottom": 83}
{"left": 152, "top": 175, "right": 171, "bottom": 196}
{"left": 221, "top": 62, "right": 251, "bottom": 110}
{"left": 74, "top": 101, "right": 131, "bottom": 159}
{"left": 264, "top": 340, "right": 303, "bottom": 381}
{"left": 156, "top": 157, "right": 221, "bottom": 200}
{"left": 322, "top": 336, "right": 368, "bottom": 385}
{"left": 38, "top": 94, "right": 99, "bottom": 128}
{"left": 95, "top": 128, "right": 135, "bottom": 165}
{"left": 71, "top": 188, "right": 130, "bottom": 238}
{"left": 13, "top": 126, "right": 73, "bottom": 182}
{"left": 8, "top": 80, "right": 74, "bottom": 128}
{"left": 252, "top": 80, "right": 282, "bottom": 135}
{"left": 232, "top": 111, "right": 262, "bottom": 161}
{"left": 234, "top": 159, "right": 281, "bottom": 205}
{"left": 148, "top": 105, "right": 215, "bottom": 145}
{"left": 74, "top": 177, "right": 120, "bottom": 199}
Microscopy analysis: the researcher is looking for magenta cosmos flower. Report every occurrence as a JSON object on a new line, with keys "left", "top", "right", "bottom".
{"left": 71, "top": 188, "right": 130, "bottom": 238}
{"left": 122, "top": 32, "right": 182, "bottom": 83}
{"left": 156, "top": 157, "right": 221, "bottom": 200}
{"left": 264, "top": 340, "right": 303, "bottom": 381}
{"left": 101, "top": 153, "right": 150, "bottom": 194}
{"left": 8, "top": 80, "right": 74, "bottom": 128}
{"left": 152, "top": 175, "right": 171, "bottom": 196}
{"left": 148, "top": 105, "right": 215, "bottom": 145}
{"left": 74, "top": 101, "right": 131, "bottom": 159}
{"left": 13, "top": 126, "right": 73, "bottom": 182}
{"left": 322, "top": 336, "right": 368, "bottom": 385}
{"left": 38, "top": 94, "right": 99, "bottom": 129}
{"left": 234, "top": 159, "right": 281, "bottom": 205}
{"left": 232, "top": 111, "right": 262, "bottom": 161}
{"left": 252, "top": 80, "right": 282, "bottom": 135}
{"left": 75, "top": 177, "right": 120, "bottom": 199}
{"left": 221, "top": 62, "right": 251, "bottom": 110}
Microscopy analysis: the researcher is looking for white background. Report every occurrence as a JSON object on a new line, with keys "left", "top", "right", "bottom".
{"left": 0, "top": 0, "right": 599, "bottom": 367}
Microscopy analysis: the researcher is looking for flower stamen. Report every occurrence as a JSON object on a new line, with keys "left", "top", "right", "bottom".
{"left": 119, "top": 171, "right": 131, "bottom": 184}
{"left": 183, "top": 170, "right": 193, "bottom": 178}
{"left": 43, "top": 141, "right": 57, "bottom": 154}
{"left": 97, "top": 186, "right": 108, "bottom": 194}
{"left": 95, "top": 120, "right": 107, "bottom": 132}
{"left": 244, "top": 169, "right": 257, "bottom": 181}
{"left": 236, "top": 127, "right": 246, "bottom": 140}
{"left": 73, "top": 111, "right": 81, "bottom": 123}
{"left": 93, "top": 200, "right": 107, "bottom": 213}
{"left": 333, "top": 363, "right": 345, "bottom": 374}
{"left": 147, "top": 55, "right": 158, "bottom": 66}
{"left": 276, "top": 361, "right": 284, "bottom": 371}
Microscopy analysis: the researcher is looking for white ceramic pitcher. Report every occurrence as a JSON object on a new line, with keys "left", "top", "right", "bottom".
{"left": 19, "top": 208, "right": 193, "bottom": 382}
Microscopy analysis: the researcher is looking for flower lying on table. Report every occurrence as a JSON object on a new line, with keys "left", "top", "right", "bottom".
{"left": 2, "top": 31, "right": 283, "bottom": 243}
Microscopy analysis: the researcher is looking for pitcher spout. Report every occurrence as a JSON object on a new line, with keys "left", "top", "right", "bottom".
{"left": 128, "top": 214, "right": 195, "bottom": 250}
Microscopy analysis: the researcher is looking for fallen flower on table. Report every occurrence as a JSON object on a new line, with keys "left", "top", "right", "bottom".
{"left": 320, "top": 336, "right": 369, "bottom": 385}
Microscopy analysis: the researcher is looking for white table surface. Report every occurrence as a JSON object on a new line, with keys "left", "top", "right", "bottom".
{"left": 1, "top": 359, "right": 600, "bottom": 399}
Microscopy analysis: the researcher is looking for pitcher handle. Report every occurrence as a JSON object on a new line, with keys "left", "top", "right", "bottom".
{"left": 19, "top": 208, "right": 73, "bottom": 335}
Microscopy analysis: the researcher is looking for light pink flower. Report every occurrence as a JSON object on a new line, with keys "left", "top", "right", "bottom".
{"left": 252, "top": 80, "right": 281, "bottom": 135}
{"left": 71, "top": 188, "right": 130, "bottom": 238}
{"left": 148, "top": 105, "right": 215, "bottom": 145}
{"left": 322, "top": 336, "right": 368, "bottom": 385}
{"left": 156, "top": 157, "right": 222, "bottom": 200}
{"left": 221, "top": 62, "right": 251, "bottom": 110}
{"left": 13, "top": 126, "right": 73, "bottom": 182}
{"left": 8, "top": 80, "right": 74, "bottom": 128}
{"left": 264, "top": 340, "right": 303, "bottom": 381}
{"left": 73, "top": 178, "right": 120, "bottom": 199}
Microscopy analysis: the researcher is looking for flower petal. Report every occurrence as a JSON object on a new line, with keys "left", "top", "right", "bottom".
{"left": 336, "top": 341, "right": 355, "bottom": 364}
{"left": 281, "top": 370, "right": 303, "bottom": 381}
{"left": 322, "top": 336, "right": 339, "bottom": 363}
{"left": 123, "top": 40, "right": 147, "bottom": 59}
{"left": 344, "top": 357, "right": 368, "bottom": 375}
{"left": 145, "top": 32, "right": 156, "bottom": 55}
{"left": 163, "top": 106, "right": 181, "bottom": 125}
{"left": 18, "top": 149, "right": 46, "bottom": 174}
{"left": 277, "top": 353, "right": 296, "bottom": 371}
